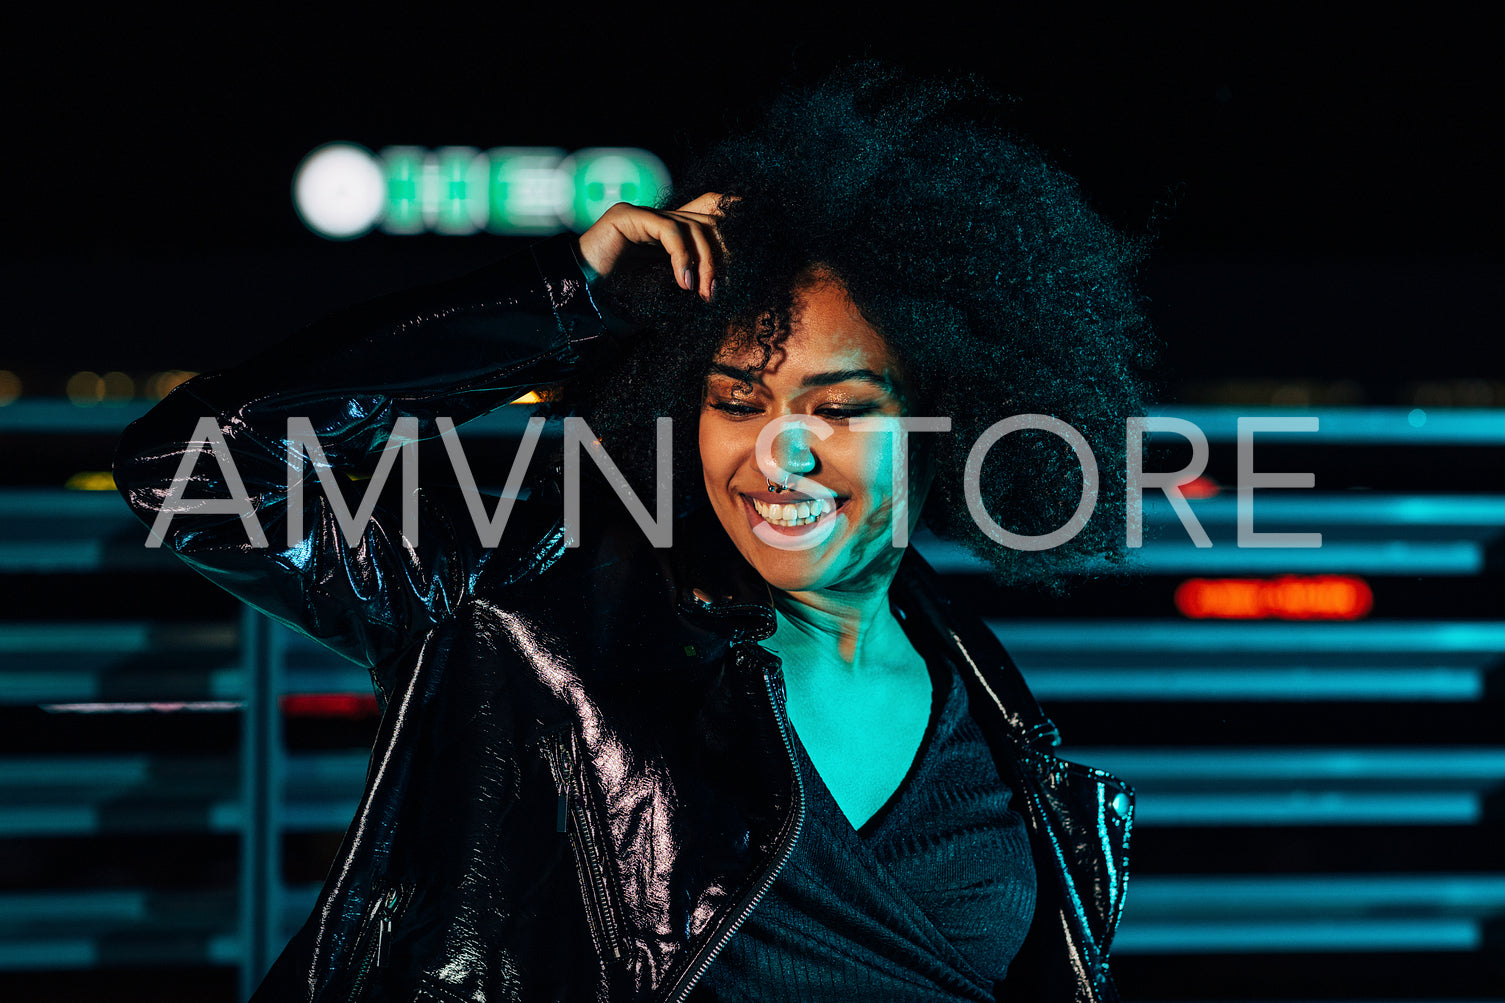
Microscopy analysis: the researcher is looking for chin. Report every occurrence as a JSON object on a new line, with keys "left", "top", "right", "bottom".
{"left": 746, "top": 557, "right": 835, "bottom": 594}
{"left": 710, "top": 503, "right": 850, "bottom": 593}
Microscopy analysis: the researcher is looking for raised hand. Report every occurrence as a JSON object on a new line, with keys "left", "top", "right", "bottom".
{"left": 575, "top": 192, "right": 727, "bottom": 302}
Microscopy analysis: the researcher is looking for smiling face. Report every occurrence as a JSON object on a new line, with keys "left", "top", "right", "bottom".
{"left": 698, "top": 274, "right": 932, "bottom": 595}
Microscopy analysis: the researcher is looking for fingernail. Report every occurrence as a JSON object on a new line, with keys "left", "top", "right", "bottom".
{"left": 708, "top": 278, "right": 717, "bottom": 300}
{"left": 683, "top": 267, "right": 694, "bottom": 290}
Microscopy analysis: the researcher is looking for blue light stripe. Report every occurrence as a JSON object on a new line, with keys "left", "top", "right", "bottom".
{"left": 1104, "top": 541, "right": 1483, "bottom": 574}
{"left": 1022, "top": 666, "right": 1484, "bottom": 701}
{"left": 1129, "top": 791, "right": 1479, "bottom": 826}
{"left": 0, "top": 621, "right": 236, "bottom": 653}
{"left": 1126, "top": 873, "right": 1505, "bottom": 912}
{"left": 988, "top": 620, "right": 1505, "bottom": 653}
{"left": 1111, "top": 918, "right": 1480, "bottom": 953}
{"left": 1142, "top": 494, "right": 1505, "bottom": 526}
{"left": 1146, "top": 407, "right": 1505, "bottom": 444}
{"left": 916, "top": 537, "right": 1485, "bottom": 575}
{"left": 0, "top": 489, "right": 134, "bottom": 515}
{"left": 0, "top": 399, "right": 558, "bottom": 436}
{"left": 1057, "top": 747, "right": 1505, "bottom": 781}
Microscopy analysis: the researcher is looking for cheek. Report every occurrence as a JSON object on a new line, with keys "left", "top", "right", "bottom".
{"left": 842, "top": 432, "right": 897, "bottom": 499}
{"left": 697, "top": 415, "right": 735, "bottom": 487}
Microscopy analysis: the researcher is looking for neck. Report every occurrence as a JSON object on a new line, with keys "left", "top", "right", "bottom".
{"left": 766, "top": 578, "right": 908, "bottom": 675}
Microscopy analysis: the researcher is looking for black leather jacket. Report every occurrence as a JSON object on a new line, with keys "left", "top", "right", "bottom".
{"left": 113, "top": 235, "right": 1133, "bottom": 1002}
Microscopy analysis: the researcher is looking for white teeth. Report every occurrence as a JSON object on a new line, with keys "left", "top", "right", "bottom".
{"left": 751, "top": 496, "right": 840, "bottom": 527}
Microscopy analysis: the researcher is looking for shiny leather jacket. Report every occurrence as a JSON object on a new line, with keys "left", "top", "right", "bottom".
{"left": 114, "top": 235, "right": 1133, "bottom": 1002}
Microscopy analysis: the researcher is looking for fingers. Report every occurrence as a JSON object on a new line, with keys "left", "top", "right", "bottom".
{"left": 683, "top": 216, "right": 717, "bottom": 300}
{"left": 676, "top": 191, "right": 726, "bottom": 215}
{"left": 643, "top": 213, "right": 704, "bottom": 298}
{"left": 648, "top": 210, "right": 719, "bottom": 301}
{"left": 577, "top": 195, "right": 727, "bottom": 300}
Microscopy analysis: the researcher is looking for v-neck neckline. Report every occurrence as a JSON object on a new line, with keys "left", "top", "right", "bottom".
{"left": 856, "top": 649, "right": 953, "bottom": 838}
{"left": 786, "top": 649, "right": 954, "bottom": 839}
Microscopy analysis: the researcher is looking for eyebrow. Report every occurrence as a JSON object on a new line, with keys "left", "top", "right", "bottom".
{"left": 707, "top": 363, "right": 896, "bottom": 393}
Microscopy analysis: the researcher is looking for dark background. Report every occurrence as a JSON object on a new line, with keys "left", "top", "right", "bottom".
{"left": 2, "top": 9, "right": 1505, "bottom": 999}
{"left": 2, "top": 10, "right": 1504, "bottom": 1002}
{"left": 5, "top": 9, "right": 1501, "bottom": 394}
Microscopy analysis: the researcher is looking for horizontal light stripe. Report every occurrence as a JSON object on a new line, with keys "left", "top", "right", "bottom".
{"left": 1112, "top": 918, "right": 1479, "bottom": 953}
{"left": 0, "top": 621, "right": 237, "bottom": 653}
{"left": 0, "top": 398, "right": 559, "bottom": 435}
{"left": 1058, "top": 747, "right": 1505, "bottom": 781}
{"left": 1143, "top": 493, "right": 1505, "bottom": 526}
{"left": 989, "top": 620, "right": 1505, "bottom": 653}
{"left": 917, "top": 536, "right": 1486, "bottom": 575}
{"left": 1147, "top": 407, "right": 1505, "bottom": 444}
{"left": 1127, "top": 873, "right": 1505, "bottom": 913}
{"left": 1023, "top": 665, "right": 1484, "bottom": 700}
{"left": 1131, "top": 791, "right": 1480, "bottom": 826}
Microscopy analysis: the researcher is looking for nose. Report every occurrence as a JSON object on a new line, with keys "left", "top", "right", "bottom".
{"left": 768, "top": 422, "right": 817, "bottom": 479}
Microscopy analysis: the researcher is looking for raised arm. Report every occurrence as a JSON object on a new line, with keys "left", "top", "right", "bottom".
{"left": 114, "top": 199, "right": 724, "bottom": 694}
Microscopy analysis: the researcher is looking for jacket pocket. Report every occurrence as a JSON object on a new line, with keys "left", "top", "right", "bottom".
{"left": 538, "top": 726, "right": 625, "bottom": 966}
{"left": 343, "top": 880, "right": 416, "bottom": 1003}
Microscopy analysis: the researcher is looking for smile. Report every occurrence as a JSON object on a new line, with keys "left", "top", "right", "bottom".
{"left": 741, "top": 493, "right": 849, "bottom": 535}
{"left": 752, "top": 495, "right": 836, "bottom": 526}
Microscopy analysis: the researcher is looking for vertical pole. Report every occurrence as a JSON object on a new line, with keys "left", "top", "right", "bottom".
{"left": 238, "top": 607, "right": 284, "bottom": 1001}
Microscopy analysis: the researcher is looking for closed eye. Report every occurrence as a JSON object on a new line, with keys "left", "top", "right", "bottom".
{"left": 817, "top": 406, "right": 879, "bottom": 421}
{"left": 707, "top": 400, "right": 760, "bottom": 416}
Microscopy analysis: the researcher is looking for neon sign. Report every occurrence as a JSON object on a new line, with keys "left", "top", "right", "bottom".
{"left": 1175, "top": 576, "right": 1374, "bottom": 620}
{"left": 293, "top": 143, "right": 671, "bottom": 240}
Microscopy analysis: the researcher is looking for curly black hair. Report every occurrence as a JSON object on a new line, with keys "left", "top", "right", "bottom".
{"left": 549, "top": 60, "right": 1159, "bottom": 588}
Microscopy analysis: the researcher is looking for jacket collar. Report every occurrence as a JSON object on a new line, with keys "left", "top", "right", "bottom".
{"left": 888, "top": 548, "right": 1062, "bottom": 750}
{"left": 669, "top": 504, "right": 778, "bottom": 642}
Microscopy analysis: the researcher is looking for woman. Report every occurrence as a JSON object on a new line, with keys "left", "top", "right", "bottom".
{"left": 115, "top": 63, "right": 1151, "bottom": 1001}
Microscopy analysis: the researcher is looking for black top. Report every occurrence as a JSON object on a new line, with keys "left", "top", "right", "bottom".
{"left": 698, "top": 647, "right": 1037, "bottom": 1001}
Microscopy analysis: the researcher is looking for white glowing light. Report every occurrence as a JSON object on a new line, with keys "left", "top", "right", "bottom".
{"left": 293, "top": 143, "right": 386, "bottom": 240}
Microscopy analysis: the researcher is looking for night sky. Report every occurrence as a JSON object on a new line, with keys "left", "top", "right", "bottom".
{"left": 6, "top": 9, "right": 1501, "bottom": 388}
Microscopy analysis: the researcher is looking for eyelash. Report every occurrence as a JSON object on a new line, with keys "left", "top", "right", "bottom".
{"left": 707, "top": 401, "right": 876, "bottom": 421}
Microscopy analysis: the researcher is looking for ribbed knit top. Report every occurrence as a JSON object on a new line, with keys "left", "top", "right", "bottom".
{"left": 697, "top": 649, "right": 1037, "bottom": 1001}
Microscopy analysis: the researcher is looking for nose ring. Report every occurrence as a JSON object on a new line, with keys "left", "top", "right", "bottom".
{"left": 767, "top": 474, "right": 794, "bottom": 493}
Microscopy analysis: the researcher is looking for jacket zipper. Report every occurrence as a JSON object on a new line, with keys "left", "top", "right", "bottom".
{"left": 541, "top": 727, "right": 624, "bottom": 964}
{"left": 660, "top": 658, "right": 806, "bottom": 1003}
{"left": 344, "top": 881, "right": 414, "bottom": 1002}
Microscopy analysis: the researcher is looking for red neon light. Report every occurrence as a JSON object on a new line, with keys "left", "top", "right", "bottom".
{"left": 279, "top": 693, "right": 380, "bottom": 718}
{"left": 1174, "top": 575, "right": 1373, "bottom": 620}
{"left": 1178, "top": 476, "right": 1220, "bottom": 500}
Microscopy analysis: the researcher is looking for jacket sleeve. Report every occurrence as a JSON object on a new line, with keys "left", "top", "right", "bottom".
{"left": 113, "top": 234, "right": 630, "bottom": 687}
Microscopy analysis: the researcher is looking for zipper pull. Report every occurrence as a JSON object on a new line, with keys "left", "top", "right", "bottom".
{"left": 766, "top": 664, "right": 788, "bottom": 711}
{"left": 375, "top": 913, "right": 391, "bottom": 968}
{"left": 374, "top": 887, "right": 401, "bottom": 968}
{"left": 549, "top": 732, "right": 573, "bottom": 832}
